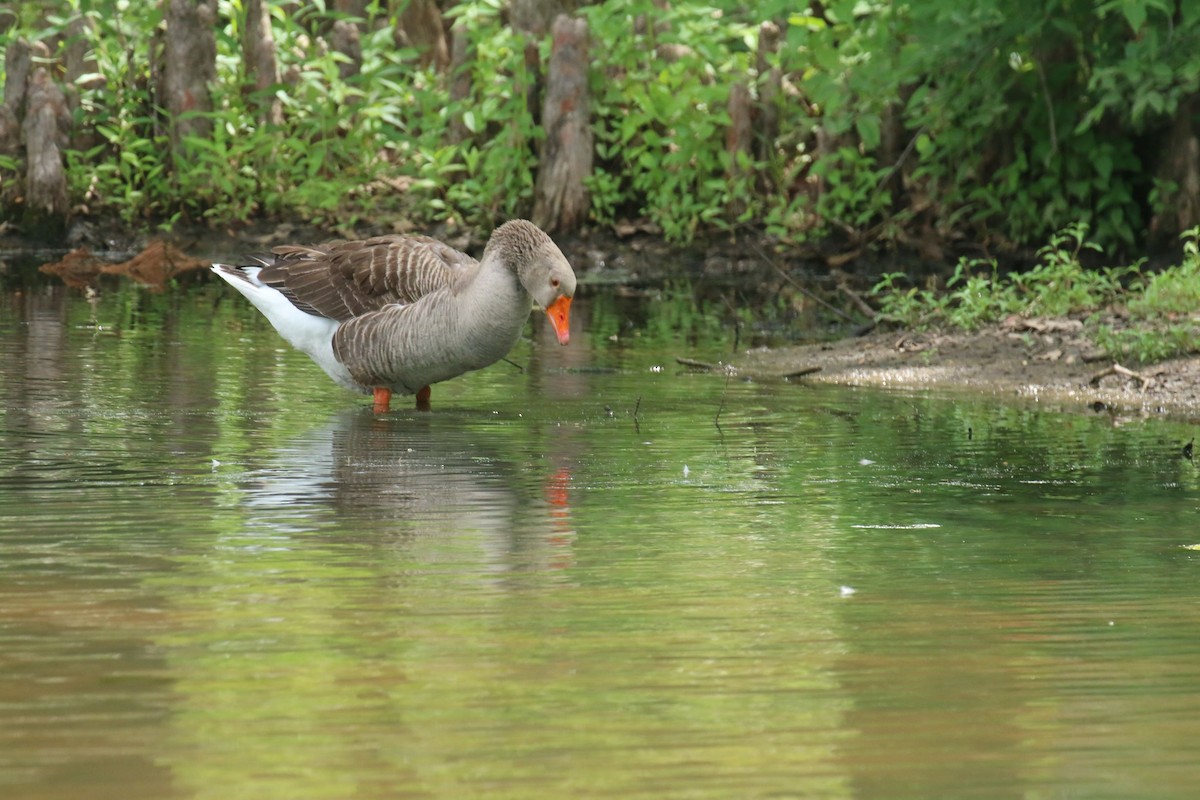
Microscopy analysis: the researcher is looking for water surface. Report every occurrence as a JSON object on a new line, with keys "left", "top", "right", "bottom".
{"left": 3, "top": 284, "right": 1200, "bottom": 798}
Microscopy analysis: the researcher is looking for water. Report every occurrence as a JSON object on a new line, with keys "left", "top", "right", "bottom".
{"left": 3, "top": 283, "right": 1200, "bottom": 798}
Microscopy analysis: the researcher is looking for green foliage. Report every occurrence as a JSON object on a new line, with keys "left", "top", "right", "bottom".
{"left": 2, "top": 0, "right": 1198, "bottom": 250}
{"left": 874, "top": 224, "right": 1200, "bottom": 365}
{"left": 1093, "top": 227, "right": 1200, "bottom": 362}
{"left": 582, "top": 0, "right": 759, "bottom": 240}
{"left": 873, "top": 223, "right": 1134, "bottom": 330}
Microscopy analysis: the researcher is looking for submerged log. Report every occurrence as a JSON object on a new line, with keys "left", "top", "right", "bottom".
{"left": 532, "top": 15, "right": 592, "bottom": 233}
{"left": 22, "top": 68, "right": 71, "bottom": 238}
{"left": 162, "top": 0, "right": 217, "bottom": 158}
{"left": 40, "top": 249, "right": 104, "bottom": 288}
{"left": 41, "top": 241, "right": 208, "bottom": 290}
{"left": 101, "top": 239, "right": 209, "bottom": 290}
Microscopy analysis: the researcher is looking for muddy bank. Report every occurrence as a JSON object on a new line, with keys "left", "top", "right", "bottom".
{"left": 730, "top": 319, "right": 1200, "bottom": 422}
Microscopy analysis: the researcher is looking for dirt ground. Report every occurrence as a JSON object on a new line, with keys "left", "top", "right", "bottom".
{"left": 729, "top": 317, "right": 1200, "bottom": 422}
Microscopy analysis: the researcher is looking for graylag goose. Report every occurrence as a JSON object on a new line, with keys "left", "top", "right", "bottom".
{"left": 211, "top": 219, "right": 576, "bottom": 412}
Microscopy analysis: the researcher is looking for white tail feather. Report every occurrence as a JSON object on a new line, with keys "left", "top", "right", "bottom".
{"left": 211, "top": 265, "right": 360, "bottom": 391}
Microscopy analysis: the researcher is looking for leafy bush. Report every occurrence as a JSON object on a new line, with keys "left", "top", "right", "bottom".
{"left": 3, "top": 0, "right": 1198, "bottom": 253}
{"left": 872, "top": 223, "right": 1136, "bottom": 330}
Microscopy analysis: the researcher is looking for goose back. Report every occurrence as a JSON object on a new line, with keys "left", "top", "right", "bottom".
{"left": 253, "top": 235, "right": 477, "bottom": 321}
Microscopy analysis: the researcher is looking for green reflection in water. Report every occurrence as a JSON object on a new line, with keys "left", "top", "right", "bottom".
{"left": 2, "top": 285, "right": 1200, "bottom": 799}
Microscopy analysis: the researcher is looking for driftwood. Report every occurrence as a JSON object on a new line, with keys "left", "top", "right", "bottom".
{"left": 676, "top": 357, "right": 719, "bottom": 371}
{"left": 1089, "top": 362, "right": 1153, "bottom": 390}
{"left": 162, "top": 0, "right": 217, "bottom": 158}
{"left": 676, "top": 357, "right": 822, "bottom": 380}
{"left": 532, "top": 15, "right": 592, "bottom": 233}
{"left": 781, "top": 366, "right": 822, "bottom": 379}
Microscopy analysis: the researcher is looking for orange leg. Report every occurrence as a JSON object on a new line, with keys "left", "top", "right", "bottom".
{"left": 372, "top": 386, "right": 392, "bottom": 413}
{"left": 415, "top": 385, "right": 432, "bottom": 411}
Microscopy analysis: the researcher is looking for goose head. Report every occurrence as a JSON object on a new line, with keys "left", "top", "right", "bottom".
{"left": 486, "top": 220, "right": 577, "bottom": 345}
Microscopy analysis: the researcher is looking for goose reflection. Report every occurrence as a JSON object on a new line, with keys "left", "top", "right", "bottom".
{"left": 232, "top": 409, "right": 575, "bottom": 572}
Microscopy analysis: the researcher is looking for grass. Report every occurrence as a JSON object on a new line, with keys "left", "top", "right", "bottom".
{"left": 870, "top": 224, "right": 1200, "bottom": 364}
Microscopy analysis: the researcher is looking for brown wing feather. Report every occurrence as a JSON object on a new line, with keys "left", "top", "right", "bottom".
{"left": 253, "top": 235, "right": 476, "bottom": 321}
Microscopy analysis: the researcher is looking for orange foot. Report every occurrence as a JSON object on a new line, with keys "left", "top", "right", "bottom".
{"left": 415, "top": 385, "right": 431, "bottom": 412}
{"left": 372, "top": 386, "right": 392, "bottom": 413}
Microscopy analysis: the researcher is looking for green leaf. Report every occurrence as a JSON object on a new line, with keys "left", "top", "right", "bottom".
{"left": 1122, "top": 1, "right": 1147, "bottom": 31}
{"left": 855, "top": 114, "right": 882, "bottom": 150}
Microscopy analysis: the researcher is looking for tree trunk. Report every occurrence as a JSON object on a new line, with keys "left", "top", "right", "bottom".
{"left": 64, "top": 16, "right": 104, "bottom": 151}
{"left": 532, "top": 15, "right": 592, "bottom": 233}
{"left": 726, "top": 81, "right": 752, "bottom": 216}
{"left": 1150, "top": 93, "right": 1200, "bottom": 244}
{"left": 394, "top": 0, "right": 449, "bottom": 71}
{"left": 22, "top": 68, "right": 70, "bottom": 237}
{"left": 330, "top": 19, "right": 363, "bottom": 80}
{"left": 2, "top": 39, "right": 36, "bottom": 158}
{"left": 510, "top": 0, "right": 577, "bottom": 37}
{"left": 3, "top": 37, "right": 37, "bottom": 119}
{"left": 754, "top": 20, "right": 781, "bottom": 165}
{"left": 447, "top": 19, "right": 474, "bottom": 144}
{"left": 334, "top": 0, "right": 372, "bottom": 17}
{"left": 243, "top": 0, "right": 283, "bottom": 126}
{"left": 162, "top": 0, "right": 217, "bottom": 162}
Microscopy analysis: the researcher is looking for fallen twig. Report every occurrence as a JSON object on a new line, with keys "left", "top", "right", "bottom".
{"left": 1089, "top": 362, "right": 1153, "bottom": 390}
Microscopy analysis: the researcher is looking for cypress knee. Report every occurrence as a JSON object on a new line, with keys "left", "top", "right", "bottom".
{"left": 533, "top": 15, "right": 593, "bottom": 233}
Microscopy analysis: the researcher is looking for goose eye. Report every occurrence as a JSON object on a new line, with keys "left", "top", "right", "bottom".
{"left": 551, "top": 277, "right": 560, "bottom": 288}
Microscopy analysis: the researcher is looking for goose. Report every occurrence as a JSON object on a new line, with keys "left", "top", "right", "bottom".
{"left": 211, "top": 219, "right": 576, "bottom": 412}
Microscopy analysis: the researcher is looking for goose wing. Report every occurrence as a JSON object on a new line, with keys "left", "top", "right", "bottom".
{"left": 252, "top": 235, "right": 477, "bottom": 321}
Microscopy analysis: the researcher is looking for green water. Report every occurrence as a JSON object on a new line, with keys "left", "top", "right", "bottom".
{"left": 3, "top": 284, "right": 1200, "bottom": 799}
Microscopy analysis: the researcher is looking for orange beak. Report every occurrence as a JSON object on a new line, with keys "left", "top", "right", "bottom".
{"left": 545, "top": 295, "right": 572, "bottom": 345}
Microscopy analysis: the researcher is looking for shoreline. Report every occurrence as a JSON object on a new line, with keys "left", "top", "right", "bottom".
{"left": 731, "top": 322, "right": 1200, "bottom": 422}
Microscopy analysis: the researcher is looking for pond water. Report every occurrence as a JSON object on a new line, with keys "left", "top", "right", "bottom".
{"left": 3, "top": 281, "right": 1200, "bottom": 799}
